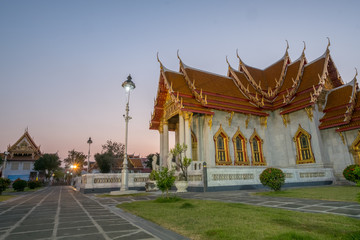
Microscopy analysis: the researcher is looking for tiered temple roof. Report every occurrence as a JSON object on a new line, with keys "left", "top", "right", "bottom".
{"left": 6, "top": 130, "right": 42, "bottom": 161}
{"left": 150, "top": 41, "right": 359, "bottom": 133}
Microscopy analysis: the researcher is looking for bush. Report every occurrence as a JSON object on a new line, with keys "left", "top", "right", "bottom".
{"left": 153, "top": 167, "right": 176, "bottom": 199}
{"left": 260, "top": 168, "right": 285, "bottom": 191}
{"left": 28, "top": 180, "right": 42, "bottom": 189}
{"left": 0, "top": 178, "right": 11, "bottom": 195}
{"left": 343, "top": 164, "right": 360, "bottom": 183}
{"left": 149, "top": 170, "right": 157, "bottom": 181}
{"left": 12, "top": 178, "right": 27, "bottom": 192}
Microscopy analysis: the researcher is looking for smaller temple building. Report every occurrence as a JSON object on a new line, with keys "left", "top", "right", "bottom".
{"left": 1, "top": 130, "right": 42, "bottom": 181}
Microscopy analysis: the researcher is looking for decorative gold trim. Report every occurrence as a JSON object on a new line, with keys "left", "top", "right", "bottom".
{"left": 207, "top": 115, "right": 213, "bottom": 130}
{"left": 305, "top": 107, "right": 313, "bottom": 122}
{"left": 213, "top": 124, "right": 231, "bottom": 165}
{"left": 293, "top": 124, "right": 315, "bottom": 164}
{"left": 338, "top": 132, "right": 345, "bottom": 145}
{"left": 227, "top": 112, "right": 234, "bottom": 126}
{"left": 349, "top": 130, "right": 360, "bottom": 165}
{"left": 245, "top": 114, "right": 250, "bottom": 129}
{"left": 232, "top": 127, "right": 249, "bottom": 166}
{"left": 260, "top": 116, "right": 268, "bottom": 128}
{"left": 249, "top": 128, "right": 266, "bottom": 166}
{"left": 281, "top": 114, "right": 290, "bottom": 127}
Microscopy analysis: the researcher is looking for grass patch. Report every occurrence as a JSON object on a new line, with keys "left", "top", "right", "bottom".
{"left": 255, "top": 186, "right": 360, "bottom": 202}
{"left": 96, "top": 193, "right": 149, "bottom": 198}
{"left": 0, "top": 195, "right": 15, "bottom": 202}
{"left": 154, "top": 195, "right": 183, "bottom": 203}
{"left": 118, "top": 199, "right": 360, "bottom": 240}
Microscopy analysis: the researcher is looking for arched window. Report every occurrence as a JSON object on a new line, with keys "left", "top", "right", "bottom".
{"left": 249, "top": 129, "right": 266, "bottom": 166}
{"left": 293, "top": 125, "right": 315, "bottom": 164}
{"left": 213, "top": 125, "right": 231, "bottom": 165}
{"left": 232, "top": 128, "right": 249, "bottom": 165}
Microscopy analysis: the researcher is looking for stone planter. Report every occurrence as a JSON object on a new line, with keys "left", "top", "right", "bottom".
{"left": 175, "top": 181, "right": 188, "bottom": 193}
{"left": 145, "top": 180, "right": 158, "bottom": 192}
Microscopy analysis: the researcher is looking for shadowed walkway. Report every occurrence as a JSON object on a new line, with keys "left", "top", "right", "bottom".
{"left": 0, "top": 186, "right": 187, "bottom": 240}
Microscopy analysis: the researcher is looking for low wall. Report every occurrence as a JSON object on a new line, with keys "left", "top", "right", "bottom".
{"left": 79, "top": 173, "right": 150, "bottom": 194}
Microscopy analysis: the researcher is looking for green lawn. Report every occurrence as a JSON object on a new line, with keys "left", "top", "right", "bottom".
{"left": 255, "top": 186, "right": 360, "bottom": 202}
{"left": 0, "top": 195, "right": 15, "bottom": 202}
{"left": 119, "top": 198, "right": 360, "bottom": 240}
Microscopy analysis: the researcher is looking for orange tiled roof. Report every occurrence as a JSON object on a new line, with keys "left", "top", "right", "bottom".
{"left": 150, "top": 44, "right": 356, "bottom": 132}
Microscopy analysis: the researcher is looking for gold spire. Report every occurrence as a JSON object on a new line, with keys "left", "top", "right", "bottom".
{"left": 302, "top": 41, "right": 306, "bottom": 56}
{"left": 157, "top": 52, "right": 163, "bottom": 70}
{"left": 326, "top": 37, "right": 331, "bottom": 52}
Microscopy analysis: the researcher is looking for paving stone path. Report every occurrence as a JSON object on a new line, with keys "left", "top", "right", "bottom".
{"left": 177, "top": 190, "right": 360, "bottom": 219}
{"left": 0, "top": 186, "right": 187, "bottom": 240}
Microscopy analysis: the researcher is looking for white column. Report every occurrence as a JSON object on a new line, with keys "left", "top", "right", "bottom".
{"left": 159, "top": 127, "right": 164, "bottom": 169}
{"left": 163, "top": 120, "right": 169, "bottom": 168}
{"left": 184, "top": 112, "right": 192, "bottom": 159}
{"left": 179, "top": 113, "right": 185, "bottom": 146}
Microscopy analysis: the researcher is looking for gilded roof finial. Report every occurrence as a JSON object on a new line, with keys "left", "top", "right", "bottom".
{"left": 177, "top": 49, "right": 181, "bottom": 61}
{"left": 327, "top": 37, "right": 331, "bottom": 51}
{"left": 226, "top": 56, "right": 231, "bottom": 70}
{"left": 286, "top": 40, "right": 289, "bottom": 51}
{"left": 302, "top": 41, "right": 306, "bottom": 55}
{"left": 355, "top": 67, "right": 358, "bottom": 78}
{"left": 157, "top": 52, "right": 163, "bottom": 70}
{"left": 236, "top": 49, "right": 243, "bottom": 65}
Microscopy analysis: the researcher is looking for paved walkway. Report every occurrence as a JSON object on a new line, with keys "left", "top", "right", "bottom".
{"left": 0, "top": 186, "right": 187, "bottom": 240}
{"left": 176, "top": 190, "right": 360, "bottom": 219}
{"left": 1, "top": 187, "right": 359, "bottom": 240}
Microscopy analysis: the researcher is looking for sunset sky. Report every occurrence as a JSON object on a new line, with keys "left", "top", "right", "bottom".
{"left": 1, "top": 0, "right": 360, "bottom": 162}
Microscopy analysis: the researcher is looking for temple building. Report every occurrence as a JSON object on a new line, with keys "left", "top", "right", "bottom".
{"left": 150, "top": 41, "right": 360, "bottom": 191}
{"left": 1, "top": 130, "right": 42, "bottom": 181}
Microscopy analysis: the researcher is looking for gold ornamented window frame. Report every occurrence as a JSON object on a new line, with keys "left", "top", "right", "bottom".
{"left": 232, "top": 127, "right": 249, "bottom": 166}
{"left": 349, "top": 130, "right": 360, "bottom": 165}
{"left": 213, "top": 124, "right": 231, "bottom": 165}
{"left": 293, "top": 124, "right": 315, "bottom": 164}
{"left": 249, "top": 129, "right": 266, "bottom": 166}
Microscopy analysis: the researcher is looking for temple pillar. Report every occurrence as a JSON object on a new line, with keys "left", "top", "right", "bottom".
{"left": 163, "top": 120, "right": 169, "bottom": 168}
{"left": 159, "top": 122, "right": 164, "bottom": 169}
{"left": 184, "top": 112, "right": 192, "bottom": 159}
{"left": 175, "top": 123, "right": 179, "bottom": 145}
{"left": 179, "top": 113, "right": 185, "bottom": 146}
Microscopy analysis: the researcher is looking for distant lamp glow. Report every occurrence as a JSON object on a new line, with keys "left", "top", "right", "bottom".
{"left": 121, "top": 74, "right": 136, "bottom": 191}
{"left": 122, "top": 75, "right": 136, "bottom": 92}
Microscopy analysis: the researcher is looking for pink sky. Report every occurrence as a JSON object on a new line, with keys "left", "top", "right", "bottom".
{"left": 1, "top": 0, "right": 360, "bottom": 162}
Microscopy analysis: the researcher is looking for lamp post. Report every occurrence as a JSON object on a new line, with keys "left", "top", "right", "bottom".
{"left": 87, "top": 137, "right": 92, "bottom": 173}
{"left": 121, "top": 74, "right": 136, "bottom": 191}
{"left": 2, "top": 151, "right": 9, "bottom": 178}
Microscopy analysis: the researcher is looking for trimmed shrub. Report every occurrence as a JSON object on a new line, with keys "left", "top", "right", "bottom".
{"left": 149, "top": 170, "right": 157, "bottom": 181}
{"left": 260, "top": 168, "right": 285, "bottom": 191}
{"left": 343, "top": 164, "right": 360, "bottom": 183}
{"left": 28, "top": 180, "right": 41, "bottom": 189}
{"left": 154, "top": 167, "right": 176, "bottom": 199}
{"left": 12, "top": 178, "right": 27, "bottom": 192}
{"left": 0, "top": 178, "right": 11, "bottom": 195}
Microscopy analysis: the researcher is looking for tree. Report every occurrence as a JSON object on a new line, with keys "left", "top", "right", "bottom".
{"left": 63, "top": 150, "right": 86, "bottom": 176}
{"left": 154, "top": 167, "right": 176, "bottom": 199}
{"left": 170, "top": 143, "right": 192, "bottom": 181}
{"left": 94, "top": 140, "right": 125, "bottom": 173}
{"left": 94, "top": 153, "right": 113, "bottom": 173}
{"left": 33, "top": 153, "right": 61, "bottom": 180}
{"left": 145, "top": 153, "right": 160, "bottom": 169}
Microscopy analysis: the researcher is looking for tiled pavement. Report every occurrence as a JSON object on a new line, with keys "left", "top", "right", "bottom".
{"left": 0, "top": 186, "right": 187, "bottom": 240}
{"left": 1, "top": 187, "right": 359, "bottom": 240}
{"left": 176, "top": 190, "right": 360, "bottom": 219}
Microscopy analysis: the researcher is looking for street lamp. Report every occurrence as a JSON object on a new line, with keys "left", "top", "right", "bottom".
{"left": 87, "top": 137, "right": 92, "bottom": 173}
{"left": 2, "top": 151, "right": 9, "bottom": 178}
{"left": 121, "top": 74, "right": 136, "bottom": 191}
